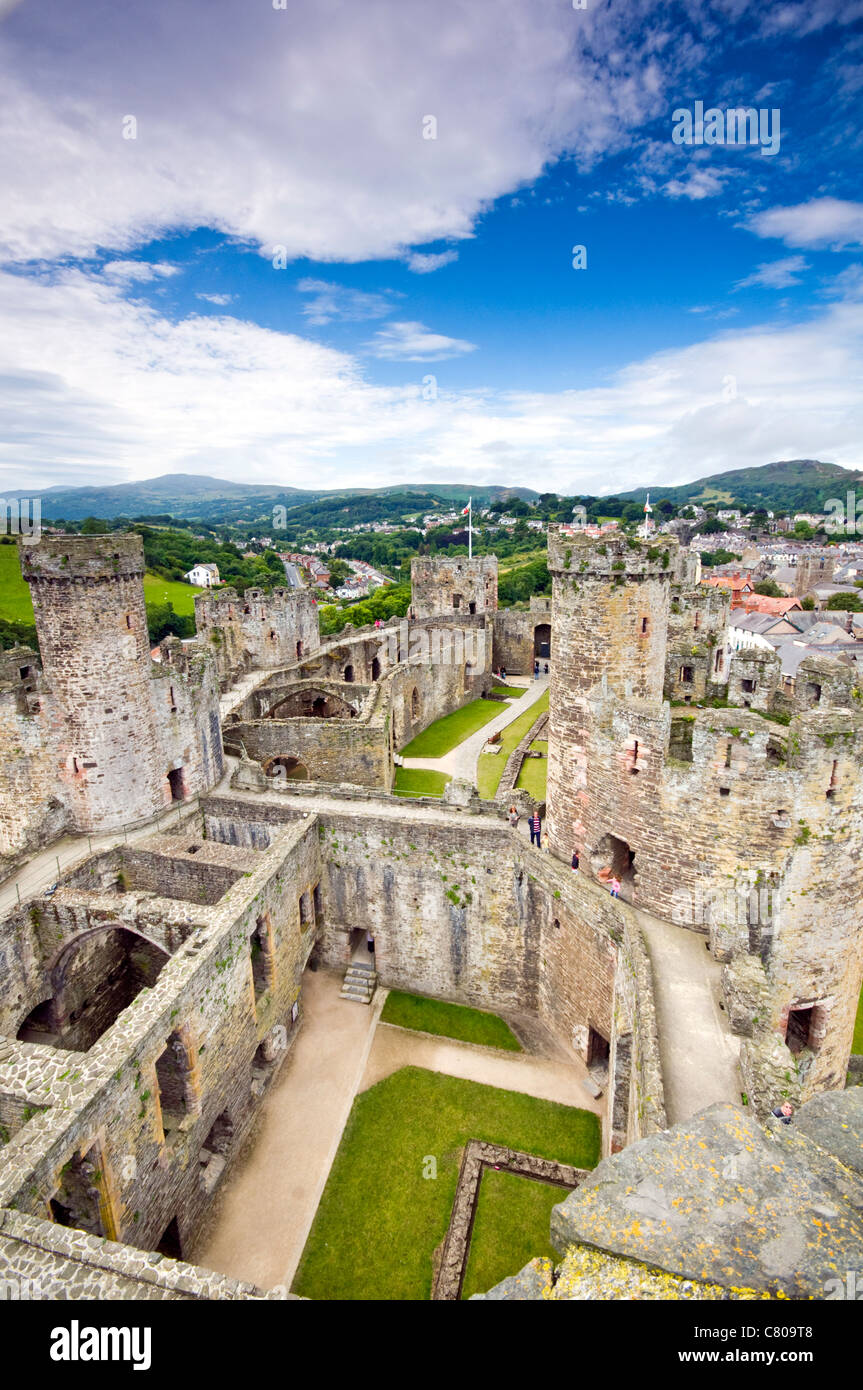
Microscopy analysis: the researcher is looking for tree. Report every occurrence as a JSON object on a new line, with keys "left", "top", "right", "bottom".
{"left": 826, "top": 591, "right": 862, "bottom": 612}
{"left": 793, "top": 521, "right": 816, "bottom": 540}
{"left": 801, "top": 596, "right": 815, "bottom": 610}
{"left": 701, "top": 517, "right": 722, "bottom": 535}
{"left": 753, "top": 579, "right": 782, "bottom": 597}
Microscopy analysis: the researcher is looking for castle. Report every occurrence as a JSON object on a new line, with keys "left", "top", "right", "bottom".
{"left": 0, "top": 532, "right": 859, "bottom": 1300}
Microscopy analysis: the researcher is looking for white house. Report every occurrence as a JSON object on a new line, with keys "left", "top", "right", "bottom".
{"left": 184, "top": 563, "right": 220, "bottom": 588}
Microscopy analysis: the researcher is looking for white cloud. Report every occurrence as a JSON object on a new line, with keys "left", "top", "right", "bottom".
{"left": 102, "top": 260, "right": 179, "bottom": 283}
{"left": 296, "top": 279, "right": 396, "bottom": 326}
{"left": 1, "top": 265, "right": 861, "bottom": 497}
{"left": 195, "top": 292, "right": 234, "bottom": 306}
{"left": 365, "top": 321, "right": 477, "bottom": 361}
{"left": 747, "top": 198, "right": 863, "bottom": 249}
{"left": 735, "top": 255, "right": 810, "bottom": 289}
{"left": 0, "top": 0, "right": 678, "bottom": 266}
{"left": 664, "top": 167, "right": 728, "bottom": 201}
{"left": 405, "top": 250, "right": 459, "bottom": 274}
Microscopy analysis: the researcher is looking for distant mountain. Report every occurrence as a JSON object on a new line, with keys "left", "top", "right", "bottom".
{"left": 4, "top": 473, "right": 537, "bottom": 522}
{"left": 618, "top": 460, "right": 863, "bottom": 512}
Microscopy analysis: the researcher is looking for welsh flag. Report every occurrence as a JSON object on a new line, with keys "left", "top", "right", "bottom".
{"left": 461, "top": 500, "right": 471, "bottom": 516}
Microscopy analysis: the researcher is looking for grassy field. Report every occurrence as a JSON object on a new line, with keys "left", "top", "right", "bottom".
{"left": 400, "top": 698, "right": 503, "bottom": 757}
{"left": 515, "top": 740, "right": 548, "bottom": 800}
{"left": 291, "top": 1067, "right": 599, "bottom": 1301}
{"left": 854, "top": 982, "right": 863, "bottom": 1055}
{"left": 142, "top": 574, "right": 203, "bottom": 616}
{"left": 393, "top": 768, "right": 451, "bottom": 799}
{"left": 381, "top": 991, "right": 521, "bottom": 1051}
{"left": 461, "top": 1168, "right": 566, "bottom": 1299}
{"left": 477, "top": 689, "right": 548, "bottom": 800}
{"left": 490, "top": 684, "right": 517, "bottom": 697}
{"left": 0, "top": 545, "right": 33, "bottom": 622}
{"left": 0, "top": 546, "right": 203, "bottom": 624}
{"left": 497, "top": 548, "right": 547, "bottom": 573}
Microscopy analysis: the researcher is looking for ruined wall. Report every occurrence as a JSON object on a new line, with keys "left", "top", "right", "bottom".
{"left": 665, "top": 582, "right": 729, "bottom": 703}
{"left": 726, "top": 648, "right": 781, "bottom": 712}
{"left": 194, "top": 586, "right": 320, "bottom": 689}
{"left": 492, "top": 598, "right": 552, "bottom": 676}
{"left": 227, "top": 620, "right": 491, "bottom": 787}
{"left": 153, "top": 641, "right": 224, "bottom": 800}
{"left": 410, "top": 556, "right": 498, "bottom": 619}
{"left": 0, "top": 819, "right": 321, "bottom": 1260}
{"left": 0, "top": 649, "right": 67, "bottom": 857}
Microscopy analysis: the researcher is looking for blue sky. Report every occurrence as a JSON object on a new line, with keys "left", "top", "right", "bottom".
{"left": 0, "top": 0, "right": 861, "bottom": 495}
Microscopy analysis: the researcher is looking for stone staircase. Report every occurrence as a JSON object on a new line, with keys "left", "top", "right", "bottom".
{"left": 340, "top": 956, "right": 378, "bottom": 1005}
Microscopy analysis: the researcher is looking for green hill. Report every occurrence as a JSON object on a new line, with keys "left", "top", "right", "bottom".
{"left": 618, "top": 460, "right": 862, "bottom": 512}
{"left": 4, "top": 473, "right": 537, "bottom": 524}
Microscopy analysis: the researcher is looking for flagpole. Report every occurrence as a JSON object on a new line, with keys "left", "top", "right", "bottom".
{"left": 468, "top": 497, "right": 472, "bottom": 559}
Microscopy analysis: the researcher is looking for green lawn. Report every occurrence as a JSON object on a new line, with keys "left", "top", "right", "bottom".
{"left": 461, "top": 1168, "right": 567, "bottom": 1299}
{"left": 0, "top": 545, "right": 34, "bottom": 622}
{"left": 853, "top": 981, "right": 863, "bottom": 1055}
{"left": 142, "top": 574, "right": 203, "bottom": 616}
{"left": 400, "top": 698, "right": 503, "bottom": 757}
{"left": 0, "top": 546, "right": 203, "bottom": 624}
{"left": 381, "top": 991, "right": 521, "bottom": 1051}
{"left": 490, "top": 684, "right": 516, "bottom": 697}
{"left": 515, "top": 740, "right": 548, "bottom": 800}
{"left": 291, "top": 1067, "right": 599, "bottom": 1301}
{"left": 393, "top": 768, "right": 451, "bottom": 799}
{"left": 477, "top": 689, "right": 549, "bottom": 800}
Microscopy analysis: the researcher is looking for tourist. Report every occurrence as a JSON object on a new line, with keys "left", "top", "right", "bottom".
{"left": 508, "top": 805, "right": 519, "bottom": 829}
{"left": 543, "top": 662, "right": 549, "bottom": 675}
{"left": 501, "top": 665, "right": 507, "bottom": 681}
{"left": 772, "top": 1101, "right": 794, "bottom": 1124}
{"left": 366, "top": 931, "right": 375, "bottom": 954}
{"left": 534, "top": 660, "right": 540, "bottom": 680}
{"left": 609, "top": 876, "right": 621, "bottom": 898}
{"left": 571, "top": 850, "right": 579, "bottom": 871}
{"left": 529, "top": 810, "right": 541, "bottom": 847}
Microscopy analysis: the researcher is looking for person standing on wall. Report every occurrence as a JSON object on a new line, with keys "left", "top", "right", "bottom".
{"left": 508, "top": 805, "right": 519, "bottom": 829}
{"left": 609, "top": 876, "right": 621, "bottom": 898}
{"left": 529, "top": 810, "right": 541, "bottom": 847}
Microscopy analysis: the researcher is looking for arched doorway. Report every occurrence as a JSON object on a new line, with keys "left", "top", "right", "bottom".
{"left": 534, "top": 624, "right": 551, "bottom": 660}
{"left": 410, "top": 687, "right": 421, "bottom": 721}
{"left": 344, "top": 663, "right": 354, "bottom": 683}
{"left": 371, "top": 656, "right": 381, "bottom": 681}
{"left": 17, "top": 927, "right": 170, "bottom": 1052}
{"left": 263, "top": 756, "right": 310, "bottom": 781}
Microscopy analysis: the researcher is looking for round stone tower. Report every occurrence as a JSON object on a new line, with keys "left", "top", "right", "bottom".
{"left": 544, "top": 527, "right": 678, "bottom": 862}
{"left": 20, "top": 534, "right": 166, "bottom": 831}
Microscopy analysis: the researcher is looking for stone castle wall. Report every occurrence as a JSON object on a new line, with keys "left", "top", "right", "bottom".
{"left": 194, "top": 586, "right": 320, "bottom": 690}
{"left": 411, "top": 555, "right": 498, "bottom": 619}
{"left": 544, "top": 525, "right": 863, "bottom": 1112}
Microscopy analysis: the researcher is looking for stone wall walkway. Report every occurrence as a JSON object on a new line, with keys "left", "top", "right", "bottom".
{"left": 634, "top": 907, "right": 742, "bottom": 1124}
